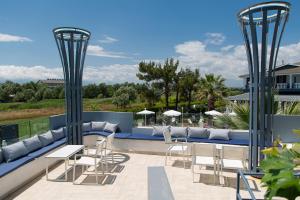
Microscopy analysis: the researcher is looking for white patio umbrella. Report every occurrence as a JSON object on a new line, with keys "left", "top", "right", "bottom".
{"left": 205, "top": 110, "right": 223, "bottom": 116}
{"left": 136, "top": 108, "right": 155, "bottom": 126}
{"left": 163, "top": 110, "right": 182, "bottom": 117}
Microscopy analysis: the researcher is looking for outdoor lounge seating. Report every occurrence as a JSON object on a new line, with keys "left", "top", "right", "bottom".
{"left": 163, "top": 129, "right": 188, "bottom": 167}
{"left": 191, "top": 143, "right": 218, "bottom": 183}
{"left": 0, "top": 128, "right": 67, "bottom": 199}
{"left": 82, "top": 129, "right": 249, "bottom": 146}
{"left": 220, "top": 145, "right": 248, "bottom": 172}
{"left": 73, "top": 139, "right": 107, "bottom": 185}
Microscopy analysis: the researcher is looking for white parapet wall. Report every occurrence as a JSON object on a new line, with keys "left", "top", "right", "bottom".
{"left": 273, "top": 115, "right": 300, "bottom": 143}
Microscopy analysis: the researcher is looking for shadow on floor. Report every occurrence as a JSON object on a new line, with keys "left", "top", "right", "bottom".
{"left": 57, "top": 153, "right": 130, "bottom": 183}
{"left": 172, "top": 160, "right": 191, "bottom": 169}
{"left": 193, "top": 172, "right": 260, "bottom": 192}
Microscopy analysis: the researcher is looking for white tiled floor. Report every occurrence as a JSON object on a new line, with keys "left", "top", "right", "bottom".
{"left": 9, "top": 152, "right": 265, "bottom": 200}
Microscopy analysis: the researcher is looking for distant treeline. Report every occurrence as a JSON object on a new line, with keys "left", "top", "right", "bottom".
{"left": 0, "top": 58, "right": 244, "bottom": 111}
{"left": 0, "top": 81, "right": 140, "bottom": 103}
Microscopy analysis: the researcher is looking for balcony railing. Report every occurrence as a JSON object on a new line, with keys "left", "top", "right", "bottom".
{"left": 276, "top": 83, "right": 288, "bottom": 89}
{"left": 294, "top": 83, "right": 300, "bottom": 89}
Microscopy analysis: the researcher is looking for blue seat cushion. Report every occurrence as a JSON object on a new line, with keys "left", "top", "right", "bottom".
{"left": 82, "top": 131, "right": 249, "bottom": 146}
{"left": 0, "top": 138, "right": 66, "bottom": 177}
{"left": 0, "top": 156, "right": 33, "bottom": 177}
{"left": 187, "top": 137, "right": 249, "bottom": 146}
{"left": 27, "top": 138, "right": 66, "bottom": 158}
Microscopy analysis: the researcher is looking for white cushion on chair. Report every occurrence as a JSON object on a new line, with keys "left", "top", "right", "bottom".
{"left": 75, "top": 156, "right": 102, "bottom": 166}
{"left": 87, "top": 148, "right": 111, "bottom": 156}
{"left": 194, "top": 156, "right": 215, "bottom": 166}
{"left": 222, "top": 159, "right": 244, "bottom": 169}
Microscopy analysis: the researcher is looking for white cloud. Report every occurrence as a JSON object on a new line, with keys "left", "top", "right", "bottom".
{"left": 175, "top": 41, "right": 247, "bottom": 82}
{"left": 0, "top": 64, "right": 139, "bottom": 84}
{"left": 83, "top": 64, "right": 139, "bottom": 83}
{"left": 98, "top": 35, "right": 118, "bottom": 44}
{"left": 174, "top": 40, "right": 300, "bottom": 87}
{"left": 0, "top": 33, "right": 32, "bottom": 42}
{"left": 205, "top": 32, "right": 225, "bottom": 45}
{"left": 221, "top": 45, "right": 235, "bottom": 52}
{"left": 87, "top": 45, "right": 127, "bottom": 58}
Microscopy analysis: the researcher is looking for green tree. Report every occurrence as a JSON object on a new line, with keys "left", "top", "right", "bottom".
{"left": 137, "top": 58, "right": 178, "bottom": 109}
{"left": 98, "top": 83, "right": 109, "bottom": 98}
{"left": 13, "top": 89, "right": 35, "bottom": 102}
{"left": 180, "top": 68, "right": 200, "bottom": 110}
{"left": 0, "top": 81, "right": 21, "bottom": 102}
{"left": 112, "top": 86, "right": 137, "bottom": 108}
{"left": 83, "top": 84, "right": 99, "bottom": 98}
{"left": 59, "top": 88, "right": 65, "bottom": 99}
{"left": 43, "top": 88, "right": 55, "bottom": 99}
{"left": 173, "top": 69, "right": 183, "bottom": 110}
{"left": 139, "top": 83, "right": 161, "bottom": 106}
{"left": 197, "top": 74, "right": 227, "bottom": 111}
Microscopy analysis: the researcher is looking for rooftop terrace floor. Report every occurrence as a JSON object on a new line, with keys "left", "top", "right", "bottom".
{"left": 8, "top": 152, "right": 265, "bottom": 200}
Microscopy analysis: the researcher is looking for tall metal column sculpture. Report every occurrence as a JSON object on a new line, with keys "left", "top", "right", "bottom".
{"left": 53, "top": 27, "right": 91, "bottom": 145}
{"left": 237, "top": 2, "right": 290, "bottom": 172}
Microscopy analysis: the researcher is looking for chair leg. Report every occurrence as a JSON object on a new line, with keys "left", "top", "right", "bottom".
{"left": 165, "top": 151, "right": 168, "bottom": 166}
{"left": 95, "top": 164, "right": 98, "bottom": 184}
{"left": 213, "top": 163, "right": 216, "bottom": 185}
{"left": 111, "top": 151, "right": 114, "bottom": 164}
{"left": 192, "top": 165, "right": 195, "bottom": 183}
{"left": 73, "top": 164, "right": 76, "bottom": 184}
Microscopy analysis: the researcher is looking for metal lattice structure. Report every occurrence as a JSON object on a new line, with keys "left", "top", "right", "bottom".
{"left": 237, "top": 1, "right": 290, "bottom": 172}
{"left": 53, "top": 27, "right": 91, "bottom": 145}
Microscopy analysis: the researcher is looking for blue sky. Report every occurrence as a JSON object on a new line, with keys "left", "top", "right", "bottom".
{"left": 0, "top": 0, "right": 300, "bottom": 87}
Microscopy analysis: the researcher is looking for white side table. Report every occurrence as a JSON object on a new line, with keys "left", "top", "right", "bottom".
{"left": 45, "top": 145, "right": 84, "bottom": 181}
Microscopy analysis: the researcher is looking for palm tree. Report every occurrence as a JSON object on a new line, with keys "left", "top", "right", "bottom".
{"left": 215, "top": 103, "right": 249, "bottom": 129}
{"left": 197, "top": 74, "right": 226, "bottom": 111}
{"left": 215, "top": 101, "right": 300, "bottom": 129}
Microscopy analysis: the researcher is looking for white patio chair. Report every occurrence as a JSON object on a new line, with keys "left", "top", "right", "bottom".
{"left": 163, "top": 130, "right": 188, "bottom": 168}
{"left": 86, "top": 133, "right": 115, "bottom": 171}
{"left": 191, "top": 143, "right": 218, "bottom": 183}
{"left": 220, "top": 145, "right": 248, "bottom": 173}
{"left": 73, "top": 139, "right": 106, "bottom": 184}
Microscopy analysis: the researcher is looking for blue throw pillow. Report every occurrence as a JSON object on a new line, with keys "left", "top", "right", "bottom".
{"left": 82, "top": 122, "right": 91, "bottom": 132}
{"left": 187, "top": 127, "right": 208, "bottom": 138}
{"left": 23, "top": 135, "right": 43, "bottom": 153}
{"left": 91, "top": 121, "right": 106, "bottom": 131}
{"left": 208, "top": 129, "right": 230, "bottom": 140}
{"left": 170, "top": 127, "right": 187, "bottom": 137}
{"left": 103, "top": 122, "right": 119, "bottom": 133}
{"left": 2, "top": 141, "right": 29, "bottom": 162}
{"left": 152, "top": 126, "right": 170, "bottom": 136}
{"left": 51, "top": 128, "right": 65, "bottom": 141}
{"left": 38, "top": 131, "right": 54, "bottom": 147}
{"left": 0, "top": 149, "right": 3, "bottom": 164}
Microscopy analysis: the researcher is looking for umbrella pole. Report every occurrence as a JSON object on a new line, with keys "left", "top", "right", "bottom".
{"left": 145, "top": 114, "right": 146, "bottom": 126}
